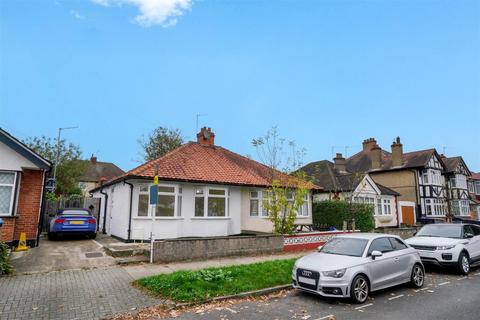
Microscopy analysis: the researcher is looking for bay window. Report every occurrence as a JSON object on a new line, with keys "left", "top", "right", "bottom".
{"left": 0, "top": 172, "right": 17, "bottom": 216}
{"left": 195, "top": 187, "right": 228, "bottom": 217}
{"left": 382, "top": 199, "right": 392, "bottom": 215}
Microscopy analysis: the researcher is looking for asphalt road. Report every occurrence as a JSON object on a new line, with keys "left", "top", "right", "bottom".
{"left": 165, "top": 267, "right": 480, "bottom": 320}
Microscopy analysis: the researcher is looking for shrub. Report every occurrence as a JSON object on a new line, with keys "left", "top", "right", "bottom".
{"left": 313, "top": 200, "right": 375, "bottom": 232}
{"left": 0, "top": 241, "right": 13, "bottom": 275}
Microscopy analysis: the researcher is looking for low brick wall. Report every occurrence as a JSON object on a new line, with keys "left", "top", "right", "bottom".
{"left": 152, "top": 234, "right": 284, "bottom": 263}
{"left": 284, "top": 231, "right": 357, "bottom": 252}
{"left": 375, "top": 227, "right": 419, "bottom": 239}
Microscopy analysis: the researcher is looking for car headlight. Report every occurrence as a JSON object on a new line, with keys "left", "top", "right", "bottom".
{"left": 322, "top": 268, "right": 346, "bottom": 278}
{"left": 436, "top": 245, "right": 455, "bottom": 250}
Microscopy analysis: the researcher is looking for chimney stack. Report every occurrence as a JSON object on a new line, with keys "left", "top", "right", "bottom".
{"left": 90, "top": 154, "right": 97, "bottom": 164}
{"left": 362, "top": 138, "right": 377, "bottom": 152}
{"left": 333, "top": 153, "right": 347, "bottom": 172}
{"left": 391, "top": 137, "right": 403, "bottom": 167}
{"left": 370, "top": 144, "right": 382, "bottom": 169}
{"left": 196, "top": 127, "right": 215, "bottom": 146}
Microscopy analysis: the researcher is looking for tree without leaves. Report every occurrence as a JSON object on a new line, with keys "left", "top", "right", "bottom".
{"left": 138, "top": 127, "right": 184, "bottom": 162}
{"left": 23, "top": 136, "right": 87, "bottom": 196}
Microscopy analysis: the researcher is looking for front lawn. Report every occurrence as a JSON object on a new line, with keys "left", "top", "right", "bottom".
{"left": 137, "top": 258, "right": 296, "bottom": 302}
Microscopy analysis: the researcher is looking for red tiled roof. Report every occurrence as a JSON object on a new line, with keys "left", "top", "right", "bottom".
{"left": 101, "top": 142, "right": 320, "bottom": 190}
{"left": 470, "top": 172, "right": 480, "bottom": 180}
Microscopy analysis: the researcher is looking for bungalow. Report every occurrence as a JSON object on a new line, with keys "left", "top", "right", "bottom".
{"left": 300, "top": 153, "right": 400, "bottom": 228}
{"left": 0, "top": 128, "right": 51, "bottom": 247}
{"left": 91, "top": 127, "right": 320, "bottom": 241}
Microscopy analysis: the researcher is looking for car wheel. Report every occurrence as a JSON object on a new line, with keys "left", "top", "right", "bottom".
{"left": 350, "top": 275, "right": 369, "bottom": 304}
{"left": 410, "top": 264, "right": 424, "bottom": 288}
{"left": 457, "top": 252, "right": 470, "bottom": 275}
{"left": 89, "top": 233, "right": 97, "bottom": 239}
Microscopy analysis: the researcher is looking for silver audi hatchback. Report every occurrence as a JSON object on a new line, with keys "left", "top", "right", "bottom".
{"left": 292, "top": 233, "right": 425, "bottom": 303}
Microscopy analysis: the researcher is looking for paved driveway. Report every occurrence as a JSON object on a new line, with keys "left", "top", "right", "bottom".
{"left": 0, "top": 267, "right": 159, "bottom": 320}
{"left": 10, "top": 236, "right": 116, "bottom": 274}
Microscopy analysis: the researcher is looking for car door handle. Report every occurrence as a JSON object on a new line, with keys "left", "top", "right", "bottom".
{"left": 394, "top": 257, "right": 400, "bottom": 262}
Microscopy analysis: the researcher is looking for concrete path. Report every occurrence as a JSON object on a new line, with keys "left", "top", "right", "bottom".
{"left": 123, "top": 251, "right": 305, "bottom": 280}
{"left": 0, "top": 267, "right": 159, "bottom": 320}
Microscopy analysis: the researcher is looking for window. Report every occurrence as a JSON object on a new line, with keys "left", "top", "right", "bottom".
{"left": 422, "top": 170, "right": 429, "bottom": 184}
{"left": 376, "top": 199, "right": 382, "bottom": 215}
{"left": 388, "top": 237, "right": 408, "bottom": 250}
{"left": 383, "top": 199, "right": 391, "bottom": 215}
{"left": 476, "top": 181, "right": 480, "bottom": 195}
{"left": 455, "top": 174, "right": 467, "bottom": 190}
{"left": 137, "top": 184, "right": 181, "bottom": 217}
{"left": 367, "top": 238, "right": 394, "bottom": 255}
{"left": 471, "top": 225, "right": 480, "bottom": 236}
{"left": 464, "top": 225, "right": 475, "bottom": 238}
{"left": 425, "top": 199, "right": 432, "bottom": 215}
{"left": 250, "top": 191, "right": 259, "bottom": 216}
{"left": 298, "top": 193, "right": 310, "bottom": 217}
{"left": 0, "top": 172, "right": 16, "bottom": 216}
{"left": 195, "top": 187, "right": 228, "bottom": 217}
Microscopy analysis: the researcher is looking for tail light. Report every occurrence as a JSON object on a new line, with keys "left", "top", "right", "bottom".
{"left": 88, "top": 219, "right": 96, "bottom": 224}
{"left": 55, "top": 218, "right": 65, "bottom": 224}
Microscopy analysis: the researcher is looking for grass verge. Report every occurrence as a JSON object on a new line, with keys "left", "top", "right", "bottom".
{"left": 136, "top": 258, "right": 296, "bottom": 302}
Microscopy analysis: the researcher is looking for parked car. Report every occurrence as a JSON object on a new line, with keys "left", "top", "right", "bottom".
{"left": 405, "top": 223, "right": 480, "bottom": 275}
{"left": 48, "top": 208, "right": 97, "bottom": 240}
{"left": 292, "top": 233, "right": 424, "bottom": 304}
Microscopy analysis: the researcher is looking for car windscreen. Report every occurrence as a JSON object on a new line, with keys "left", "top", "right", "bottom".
{"left": 59, "top": 210, "right": 90, "bottom": 216}
{"left": 320, "top": 237, "right": 369, "bottom": 257}
{"left": 416, "top": 225, "right": 462, "bottom": 239}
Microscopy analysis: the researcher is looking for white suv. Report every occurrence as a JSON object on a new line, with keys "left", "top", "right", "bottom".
{"left": 405, "top": 223, "right": 480, "bottom": 275}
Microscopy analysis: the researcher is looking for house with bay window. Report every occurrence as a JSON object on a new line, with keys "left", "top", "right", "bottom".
{"left": 443, "top": 156, "right": 471, "bottom": 217}
{"left": 91, "top": 127, "right": 320, "bottom": 241}
{"left": 0, "top": 128, "right": 51, "bottom": 247}
{"left": 300, "top": 154, "right": 400, "bottom": 228}
{"left": 468, "top": 172, "right": 480, "bottom": 220}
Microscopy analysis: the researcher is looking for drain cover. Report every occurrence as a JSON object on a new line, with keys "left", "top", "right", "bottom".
{"left": 85, "top": 252, "right": 104, "bottom": 258}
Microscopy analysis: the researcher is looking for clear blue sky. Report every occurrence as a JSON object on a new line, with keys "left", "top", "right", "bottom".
{"left": 1, "top": 0, "right": 479, "bottom": 172}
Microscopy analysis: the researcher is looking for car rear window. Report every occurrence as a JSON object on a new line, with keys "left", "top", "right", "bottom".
{"left": 60, "top": 210, "right": 90, "bottom": 216}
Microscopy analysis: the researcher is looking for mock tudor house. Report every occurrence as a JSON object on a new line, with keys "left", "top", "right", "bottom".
{"left": 300, "top": 154, "right": 400, "bottom": 228}
{"left": 91, "top": 127, "right": 320, "bottom": 241}
{"left": 0, "top": 128, "right": 51, "bottom": 247}
{"left": 78, "top": 155, "right": 124, "bottom": 196}
{"left": 442, "top": 156, "right": 471, "bottom": 217}
{"left": 467, "top": 172, "right": 480, "bottom": 220}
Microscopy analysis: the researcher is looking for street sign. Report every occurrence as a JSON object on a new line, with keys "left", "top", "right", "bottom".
{"left": 149, "top": 185, "right": 158, "bottom": 205}
{"left": 153, "top": 175, "right": 159, "bottom": 185}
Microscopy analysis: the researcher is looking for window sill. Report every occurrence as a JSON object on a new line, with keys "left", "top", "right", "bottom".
{"left": 191, "top": 217, "right": 231, "bottom": 220}
{"left": 296, "top": 216, "right": 310, "bottom": 219}
{"left": 133, "top": 217, "right": 184, "bottom": 220}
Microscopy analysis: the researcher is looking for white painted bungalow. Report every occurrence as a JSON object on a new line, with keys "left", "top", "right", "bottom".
{"left": 91, "top": 128, "right": 320, "bottom": 241}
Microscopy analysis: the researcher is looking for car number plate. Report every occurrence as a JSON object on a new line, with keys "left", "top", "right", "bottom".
{"left": 298, "top": 276, "right": 316, "bottom": 285}
{"left": 70, "top": 221, "right": 84, "bottom": 225}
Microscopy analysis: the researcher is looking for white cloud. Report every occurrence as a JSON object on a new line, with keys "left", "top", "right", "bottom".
{"left": 70, "top": 10, "right": 85, "bottom": 20}
{"left": 91, "top": 0, "right": 193, "bottom": 27}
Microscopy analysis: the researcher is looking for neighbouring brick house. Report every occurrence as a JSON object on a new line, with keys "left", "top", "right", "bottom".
{"left": 0, "top": 128, "right": 51, "bottom": 247}
{"left": 78, "top": 155, "right": 124, "bottom": 196}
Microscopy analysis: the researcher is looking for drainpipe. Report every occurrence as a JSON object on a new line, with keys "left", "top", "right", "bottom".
{"left": 123, "top": 180, "right": 134, "bottom": 242}
{"left": 36, "top": 170, "right": 49, "bottom": 247}
{"left": 100, "top": 187, "right": 108, "bottom": 234}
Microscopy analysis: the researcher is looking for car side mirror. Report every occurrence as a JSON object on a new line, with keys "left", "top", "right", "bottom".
{"left": 317, "top": 245, "right": 323, "bottom": 252}
{"left": 371, "top": 250, "right": 383, "bottom": 260}
{"left": 465, "top": 233, "right": 474, "bottom": 239}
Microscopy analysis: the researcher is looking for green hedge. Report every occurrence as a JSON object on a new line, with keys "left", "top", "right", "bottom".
{"left": 0, "top": 241, "right": 13, "bottom": 275}
{"left": 313, "top": 200, "right": 375, "bottom": 232}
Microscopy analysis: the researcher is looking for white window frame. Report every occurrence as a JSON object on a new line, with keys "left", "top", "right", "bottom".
{"left": 0, "top": 171, "right": 18, "bottom": 217}
{"left": 194, "top": 186, "right": 229, "bottom": 218}
{"left": 135, "top": 184, "right": 182, "bottom": 218}
{"left": 250, "top": 189, "right": 310, "bottom": 218}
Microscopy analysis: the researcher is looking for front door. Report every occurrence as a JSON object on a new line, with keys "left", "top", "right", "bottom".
{"left": 402, "top": 206, "right": 415, "bottom": 226}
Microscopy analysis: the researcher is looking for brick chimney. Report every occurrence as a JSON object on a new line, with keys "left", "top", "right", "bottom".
{"left": 196, "top": 127, "right": 215, "bottom": 146}
{"left": 362, "top": 138, "right": 377, "bottom": 152}
{"left": 370, "top": 144, "right": 382, "bottom": 169}
{"left": 90, "top": 154, "right": 97, "bottom": 164}
{"left": 391, "top": 137, "right": 403, "bottom": 167}
{"left": 333, "top": 153, "right": 346, "bottom": 172}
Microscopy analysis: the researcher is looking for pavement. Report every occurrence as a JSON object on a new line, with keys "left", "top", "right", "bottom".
{"left": 160, "top": 266, "right": 480, "bottom": 320}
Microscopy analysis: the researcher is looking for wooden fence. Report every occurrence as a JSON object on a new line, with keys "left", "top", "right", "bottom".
{"left": 41, "top": 197, "right": 101, "bottom": 232}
